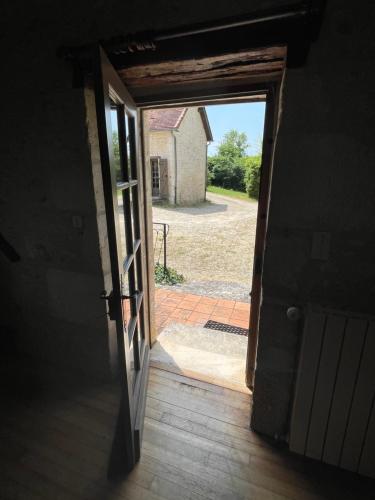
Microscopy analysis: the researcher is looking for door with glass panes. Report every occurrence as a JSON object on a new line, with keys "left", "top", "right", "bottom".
{"left": 151, "top": 158, "right": 160, "bottom": 197}
{"left": 94, "top": 46, "right": 149, "bottom": 472}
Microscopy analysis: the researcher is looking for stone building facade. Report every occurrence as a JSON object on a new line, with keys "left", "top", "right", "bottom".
{"left": 147, "top": 107, "right": 212, "bottom": 205}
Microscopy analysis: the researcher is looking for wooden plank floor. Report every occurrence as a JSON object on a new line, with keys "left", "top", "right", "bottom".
{"left": 0, "top": 366, "right": 374, "bottom": 499}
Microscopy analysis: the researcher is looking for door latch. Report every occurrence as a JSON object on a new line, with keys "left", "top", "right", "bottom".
{"left": 100, "top": 290, "right": 139, "bottom": 300}
{"left": 100, "top": 290, "right": 140, "bottom": 320}
{"left": 121, "top": 290, "right": 139, "bottom": 300}
{"left": 100, "top": 290, "right": 116, "bottom": 320}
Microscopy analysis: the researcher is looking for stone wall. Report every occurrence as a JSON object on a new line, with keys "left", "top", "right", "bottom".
{"left": 1, "top": 0, "right": 374, "bottom": 442}
{"left": 251, "top": 1, "right": 375, "bottom": 438}
{"left": 148, "top": 130, "right": 176, "bottom": 204}
{"left": 0, "top": 81, "right": 112, "bottom": 381}
{"left": 148, "top": 107, "right": 208, "bottom": 205}
{"left": 176, "top": 108, "right": 208, "bottom": 205}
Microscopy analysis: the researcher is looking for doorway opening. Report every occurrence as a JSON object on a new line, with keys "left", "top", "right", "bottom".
{"left": 58, "top": 0, "right": 327, "bottom": 475}
{"left": 143, "top": 100, "right": 266, "bottom": 393}
{"left": 88, "top": 31, "right": 286, "bottom": 471}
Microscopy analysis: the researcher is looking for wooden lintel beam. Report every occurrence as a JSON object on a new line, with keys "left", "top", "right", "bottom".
{"left": 120, "top": 61, "right": 284, "bottom": 88}
{"left": 58, "top": 1, "right": 326, "bottom": 71}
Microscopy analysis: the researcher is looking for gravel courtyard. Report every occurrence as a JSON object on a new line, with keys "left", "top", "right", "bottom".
{"left": 152, "top": 192, "right": 258, "bottom": 301}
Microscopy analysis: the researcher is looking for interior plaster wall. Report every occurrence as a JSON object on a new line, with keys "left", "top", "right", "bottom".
{"left": 2, "top": 0, "right": 280, "bottom": 380}
{"left": 1, "top": 0, "right": 374, "bottom": 444}
{"left": 251, "top": 1, "right": 375, "bottom": 438}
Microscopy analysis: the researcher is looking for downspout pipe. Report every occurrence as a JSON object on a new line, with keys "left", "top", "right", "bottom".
{"left": 205, "top": 142, "right": 209, "bottom": 201}
{"left": 173, "top": 132, "right": 178, "bottom": 205}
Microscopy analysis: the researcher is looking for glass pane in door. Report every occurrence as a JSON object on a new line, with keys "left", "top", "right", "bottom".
{"left": 110, "top": 108, "right": 126, "bottom": 183}
{"left": 151, "top": 158, "right": 160, "bottom": 197}
{"left": 126, "top": 114, "right": 137, "bottom": 181}
{"left": 110, "top": 105, "right": 128, "bottom": 258}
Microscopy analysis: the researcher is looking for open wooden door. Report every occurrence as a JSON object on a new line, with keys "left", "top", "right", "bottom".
{"left": 94, "top": 46, "right": 150, "bottom": 472}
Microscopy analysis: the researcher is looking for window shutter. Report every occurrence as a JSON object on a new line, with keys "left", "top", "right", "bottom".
{"left": 159, "top": 158, "right": 168, "bottom": 198}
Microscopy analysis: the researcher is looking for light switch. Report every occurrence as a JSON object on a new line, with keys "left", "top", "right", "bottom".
{"left": 311, "top": 232, "right": 330, "bottom": 260}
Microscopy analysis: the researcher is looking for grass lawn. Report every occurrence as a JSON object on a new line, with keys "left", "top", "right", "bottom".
{"left": 206, "top": 185, "right": 257, "bottom": 202}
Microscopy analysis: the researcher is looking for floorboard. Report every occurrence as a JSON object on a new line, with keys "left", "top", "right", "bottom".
{"left": 0, "top": 366, "right": 374, "bottom": 499}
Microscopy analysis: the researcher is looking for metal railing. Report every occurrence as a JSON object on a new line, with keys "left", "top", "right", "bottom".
{"left": 153, "top": 222, "right": 169, "bottom": 270}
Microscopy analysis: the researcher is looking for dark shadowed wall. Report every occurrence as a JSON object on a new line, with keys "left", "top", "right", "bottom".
{"left": 0, "top": 1, "right": 374, "bottom": 442}
{"left": 251, "top": 1, "right": 375, "bottom": 437}
{"left": 0, "top": 0, "right": 293, "bottom": 380}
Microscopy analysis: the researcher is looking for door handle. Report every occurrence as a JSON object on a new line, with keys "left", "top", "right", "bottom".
{"left": 100, "top": 290, "right": 139, "bottom": 300}
{"left": 100, "top": 290, "right": 111, "bottom": 300}
{"left": 100, "top": 289, "right": 140, "bottom": 320}
{"left": 100, "top": 290, "right": 116, "bottom": 320}
{"left": 121, "top": 290, "right": 140, "bottom": 300}
{"left": 286, "top": 306, "right": 302, "bottom": 322}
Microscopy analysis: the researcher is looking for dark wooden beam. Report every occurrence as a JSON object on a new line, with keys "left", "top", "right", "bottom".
{"left": 108, "top": 2, "right": 324, "bottom": 70}
{"left": 59, "top": 1, "right": 326, "bottom": 71}
{"left": 120, "top": 59, "right": 285, "bottom": 88}
{"left": 117, "top": 46, "right": 286, "bottom": 105}
{"left": 118, "top": 47, "right": 285, "bottom": 86}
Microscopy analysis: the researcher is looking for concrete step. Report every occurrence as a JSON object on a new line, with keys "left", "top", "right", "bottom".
{"left": 150, "top": 322, "right": 249, "bottom": 394}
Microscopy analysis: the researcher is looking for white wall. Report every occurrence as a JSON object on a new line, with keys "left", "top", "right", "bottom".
{"left": 148, "top": 130, "right": 176, "bottom": 204}
{"left": 176, "top": 108, "right": 207, "bottom": 205}
{"left": 148, "top": 108, "right": 207, "bottom": 205}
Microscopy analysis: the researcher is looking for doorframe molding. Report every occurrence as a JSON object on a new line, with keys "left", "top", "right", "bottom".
{"left": 246, "top": 81, "right": 282, "bottom": 389}
{"left": 58, "top": 1, "right": 326, "bottom": 73}
{"left": 137, "top": 79, "right": 282, "bottom": 365}
{"left": 74, "top": 2, "right": 324, "bottom": 394}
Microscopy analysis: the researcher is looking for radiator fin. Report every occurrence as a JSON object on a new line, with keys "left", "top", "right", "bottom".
{"left": 289, "top": 307, "right": 375, "bottom": 479}
{"left": 323, "top": 318, "right": 367, "bottom": 466}
{"left": 306, "top": 315, "right": 346, "bottom": 460}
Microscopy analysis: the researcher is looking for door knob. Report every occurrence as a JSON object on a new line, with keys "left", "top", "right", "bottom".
{"left": 286, "top": 306, "right": 302, "bottom": 322}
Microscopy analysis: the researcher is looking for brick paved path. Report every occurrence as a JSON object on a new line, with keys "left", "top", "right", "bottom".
{"left": 155, "top": 288, "right": 250, "bottom": 334}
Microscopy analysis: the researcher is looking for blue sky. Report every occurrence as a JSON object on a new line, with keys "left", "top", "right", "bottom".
{"left": 205, "top": 102, "right": 266, "bottom": 156}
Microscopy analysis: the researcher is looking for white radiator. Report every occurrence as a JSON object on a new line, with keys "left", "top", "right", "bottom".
{"left": 289, "top": 306, "right": 375, "bottom": 479}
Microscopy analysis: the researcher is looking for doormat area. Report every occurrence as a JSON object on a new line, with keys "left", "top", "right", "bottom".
{"left": 204, "top": 320, "right": 248, "bottom": 337}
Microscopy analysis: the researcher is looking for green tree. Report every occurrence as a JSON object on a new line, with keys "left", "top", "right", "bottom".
{"left": 112, "top": 131, "right": 122, "bottom": 181}
{"left": 208, "top": 130, "right": 249, "bottom": 191}
{"left": 208, "top": 156, "right": 246, "bottom": 191}
{"left": 217, "top": 130, "right": 249, "bottom": 160}
{"left": 244, "top": 154, "right": 262, "bottom": 199}
{"left": 112, "top": 131, "right": 119, "bottom": 161}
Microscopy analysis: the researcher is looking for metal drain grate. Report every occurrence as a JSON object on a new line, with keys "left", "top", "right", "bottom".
{"left": 204, "top": 320, "right": 248, "bottom": 337}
